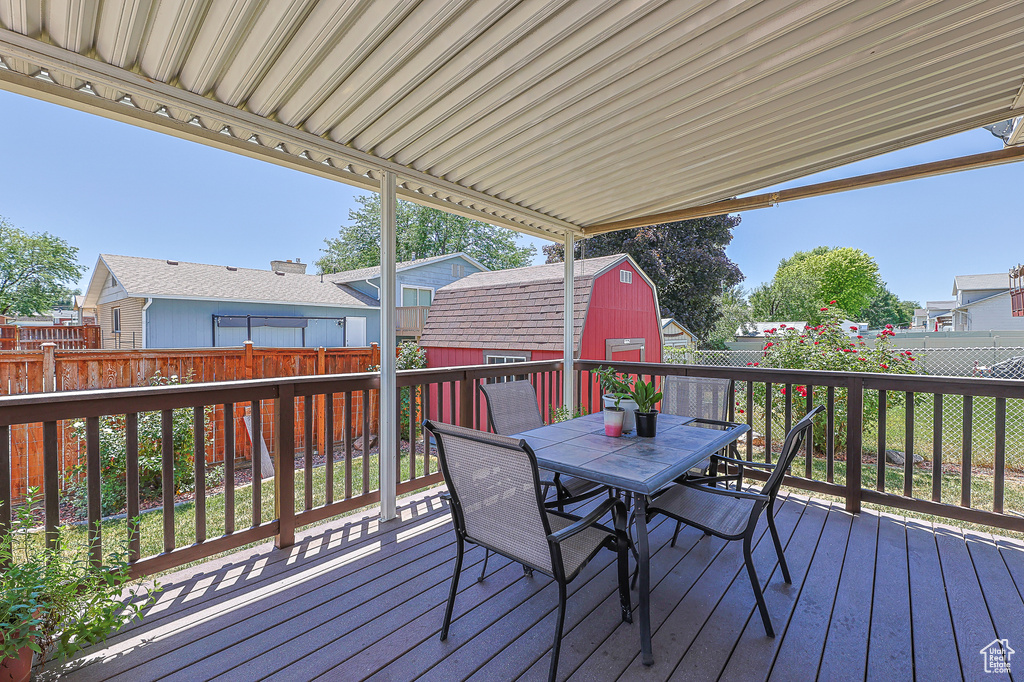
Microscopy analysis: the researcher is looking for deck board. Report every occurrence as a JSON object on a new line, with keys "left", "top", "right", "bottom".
{"left": 49, "top": 487, "right": 1024, "bottom": 682}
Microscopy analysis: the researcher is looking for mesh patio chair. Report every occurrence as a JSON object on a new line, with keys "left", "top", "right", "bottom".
{"left": 426, "top": 420, "right": 632, "bottom": 682}
{"left": 480, "top": 380, "right": 608, "bottom": 509}
{"left": 645, "top": 405, "right": 824, "bottom": 637}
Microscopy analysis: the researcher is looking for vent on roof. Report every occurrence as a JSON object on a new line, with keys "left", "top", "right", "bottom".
{"left": 226, "top": 266, "right": 237, "bottom": 271}
{"left": 275, "top": 271, "right": 285, "bottom": 276}
{"left": 166, "top": 260, "right": 178, "bottom": 266}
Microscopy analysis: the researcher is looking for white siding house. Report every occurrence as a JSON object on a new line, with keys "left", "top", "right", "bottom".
{"left": 949, "top": 273, "right": 1024, "bottom": 332}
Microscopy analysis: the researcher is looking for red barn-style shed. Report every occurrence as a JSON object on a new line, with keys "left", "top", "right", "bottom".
{"left": 420, "top": 254, "right": 662, "bottom": 370}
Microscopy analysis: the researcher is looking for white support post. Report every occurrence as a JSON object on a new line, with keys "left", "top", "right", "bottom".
{"left": 563, "top": 232, "right": 575, "bottom": 414}
{"left": 379, "top": 170, "right": 398, "bottom": 522}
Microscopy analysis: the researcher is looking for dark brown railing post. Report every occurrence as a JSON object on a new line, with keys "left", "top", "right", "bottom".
{"left": 845, "top": 376, "right": 863, "bottom": 514}
{"left": 0, "top": 425, "right": 9, "bottom": 568}
{"left": 275, "top": 383, "right": 296, "bottom": 550}
{"left": 459, "top": 372, "right": 474, "bottom": 428}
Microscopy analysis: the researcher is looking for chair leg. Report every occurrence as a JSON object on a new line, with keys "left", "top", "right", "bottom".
{"left": 441, "top": 536, "right": 464, "bottom": 641}
{"left": 671, "top": 520, "right": 682, "bottom": 548}
{"left": 617, "top": 542, "right": 633, "bottom": 624}
{"left": 548, "top": 582, "right": 567, "bottom": 682}
{"left": 477, "top": 549, "right": 490, "bottom": 583}
{"left": 767, "top": 504, "right": 791, "bottom": 584}
{"left": 743, "top": 534, "right": 774, "bottom": 637}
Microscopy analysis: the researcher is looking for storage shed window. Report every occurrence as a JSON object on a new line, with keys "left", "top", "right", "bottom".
{"left": 484, "top": 352, "right": 530, "bottom": 383}
{"left": 620, "top": 269, "right": 632, "bottom": 284}
{"left": 111, "top": 307, "right": 121, "bottom": 333}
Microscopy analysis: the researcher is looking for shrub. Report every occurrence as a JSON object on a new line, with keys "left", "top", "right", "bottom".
{"left": 67, "top": 372, "right": 214, "bottom": 518}
{"left": 754, "top": 303, "right": 916, "bottom": 452}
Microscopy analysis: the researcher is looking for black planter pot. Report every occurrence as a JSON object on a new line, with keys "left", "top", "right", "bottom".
{"left": 635, "top": 410, "right": 658, "bottom": 437}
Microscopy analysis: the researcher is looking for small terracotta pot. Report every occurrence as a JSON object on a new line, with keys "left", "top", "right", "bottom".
{"left": 603, "top": 407, "right": 625, "bottom": 437}
{"left": 0, "top": 644, "right": 34, "bottom": 682}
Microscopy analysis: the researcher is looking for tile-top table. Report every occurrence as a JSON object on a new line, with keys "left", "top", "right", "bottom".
{"left": 513, "top": 411, "right": 750, "bottom": 666}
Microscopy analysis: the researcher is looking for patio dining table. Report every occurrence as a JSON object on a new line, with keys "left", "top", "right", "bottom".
{"left": 513, "top": 411, "right": 750, "bottom": 666}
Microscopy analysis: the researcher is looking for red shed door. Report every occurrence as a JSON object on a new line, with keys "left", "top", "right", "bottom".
{"left": 606, "top": 337, "right": 646, "bottom": 363}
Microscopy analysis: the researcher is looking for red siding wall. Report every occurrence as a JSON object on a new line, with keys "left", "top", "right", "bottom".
{"left": 579, "top": 261, "right": 662, "bottom": 363}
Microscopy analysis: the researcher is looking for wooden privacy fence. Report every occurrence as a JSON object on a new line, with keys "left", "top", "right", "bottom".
{"left": 3, "top": 342, "right": 381, "bottom": 499}
{"left": 0, "top": 324, "right": 101, "bottom": 350}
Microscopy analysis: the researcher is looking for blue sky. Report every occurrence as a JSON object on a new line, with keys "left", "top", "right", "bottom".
{"left": 0, "top": 88, "right": 1020, "bottom": 306}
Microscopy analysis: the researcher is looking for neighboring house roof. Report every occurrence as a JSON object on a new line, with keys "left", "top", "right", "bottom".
{"left": 83, "top": 255, "right": 379, "bottom": 309}
{"left": 951, "top": 290, "right": 1009, "bottom": 310}
{"left": 926, "top": 300, "right": 956, "bottom": 309}
{"left": 952, "top": 273, "right": 1009, "bottom": 294}
{"left": 420, "top": 254, "right": 648, "bottom": 351}
{"left": 326, "top": 252, "right": 488, "bottom": 284}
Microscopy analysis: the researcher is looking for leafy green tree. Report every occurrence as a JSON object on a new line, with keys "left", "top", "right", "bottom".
{"left": 860, "top": 287, "right": 919, "bottom": 329}
{"left": 750, "top": 246, "right": 881, "bottom": 324}
{"left": 0, "top": 217, "right": 84, "bottom": 316}
{"left": 704, "top": 285, "right": 755, "bottom": 349}
{"left": 316, "top": 194, "right": 535, "bottom": 273}
{"left": 543, "top": 215, "right": 743, "bottom": 341}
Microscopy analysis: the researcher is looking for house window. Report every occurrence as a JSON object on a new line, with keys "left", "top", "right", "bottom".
{"left": 451, "top": 263, "right": 465, "bottom": 278}
{"left": 620, "top": 269, "right": 632, "bottom": 284}
{"left": 484, "top": 352, "right": 530, "bottom": 383}
{"left": 401, "top": 286, "right": 432, "bottom": 307}
{"left": 111, "top": 307, "right": 121, "bottom": 333}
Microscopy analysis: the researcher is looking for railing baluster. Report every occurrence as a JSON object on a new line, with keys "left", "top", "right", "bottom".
{"left": 0, "top": 425, "right": 10, "bottom": 566}
{"left": 804, "top": 385, "right": 813, "bottom": 479}
{"left": 125, "top": 413, "right": 140, "bottom": 560}
{"left": 738, "top": 380, "right": 750, "bottom": 460}
{"left": 764, "top": 382, "right": 773, "bottom": 464}
{"left": 846, "top": 377, "right": 863, "bottom": 514}
{"left": 251, "top": 400, "right": 262, "bottom": 526}
{"left": 422, "top": 383, "right": 432, "bottom": 470}
{"left": 325, "top": 393, "right": 335, "bottom": 505}
{"left": 342, "top": 391, "right": 351, "bottom": 499}
{"left": 274, "top": 385, "right": 296, "bottom": 549}
{"left": 193, "top": 406, "right": 206, "bottom": 544}
{"left": 222, "top": 405, "right": 234, "bottom": 535}
{"left": 161, "top": 410, "right": 175, "bottom": 553}
{"left": 86, "top": 416, "right": 102, "bottom": 567}
{"left": 43, "top": 420, "right": 59, "bottom": 549}
{"left": 448, "top": 381, "right": 456, "bottom": 425}
{"left": 877, "top": 390, "right": 887, "bottom": 492}
{"left": 409, "top": 384, "right": 417, "bottom": 480}
{"left": 304, "top": 395, "right": 313, "bottom": 511}
{"left": 903, "top": 392, "right": 914, "bottom": 498}
{"left": 932, "top": 394, "right": 943, "bottom": 503}
{"left": 826, "top": 386, "right": 835, "bottom": 482}
{"left": 961, "top": 395, "right": 972, "bottom": 508}
{"left": 362, "top": 389, "right": 370, "bottom": 495}
{"left": 784, "top": 383, "right": 792, "bottom": 436}
{"left": 994, "top": 397, "right": 1006, "bottom": 514}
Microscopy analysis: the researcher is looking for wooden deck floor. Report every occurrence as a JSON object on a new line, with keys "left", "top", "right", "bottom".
{"left": 50, "top": 488, "right": 1024, "bottom": 682}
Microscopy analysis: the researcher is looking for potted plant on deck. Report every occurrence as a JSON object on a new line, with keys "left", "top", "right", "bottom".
{"left": 594, "top": 366, "right": 639, "bottom": 434}
{"left": 1, "top": 489, "right": 157, "bottom": 681}
{"left": 626, "top": 378, "right": 663, "bottom": 438}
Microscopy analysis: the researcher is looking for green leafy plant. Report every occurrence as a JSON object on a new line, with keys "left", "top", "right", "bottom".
{"left": 371, "top": 342, "right": 429, "bottom": 436}
{"left": 594, "top": 366, "right": 631, "bottom": 408}
{"left": 67, "top": 372, "right": 215, "bottom": 518}
{"left": 626, "top": 378, "right": 663, "bottom": 414}
{"left": 1, "top": 488, "right": 158, "bottom": 670}
{"left": 549, "top": 404, "right": 588, "bottom": 423}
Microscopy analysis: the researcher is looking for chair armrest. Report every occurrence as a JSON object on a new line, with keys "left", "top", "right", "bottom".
{"left": 710, "top": 454, "right": 777, "bottom": 470}
{"left": 682, "top": 480, "right": 768, "bottom": 503}
{"left": 547, "top": 497, "right": 622, "bottom": 544}
{"left": 439, "top": 491, "right": 452, "bottom": 502}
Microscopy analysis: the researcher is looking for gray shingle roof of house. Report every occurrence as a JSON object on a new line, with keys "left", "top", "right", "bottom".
{"left": 97, "top": 254, "right": 378, "bottom": 308}
{"left": 327, "top": 253, "right": 484, "bottom": 283}
{"left": 419, "top": 255, "right": 628, "bottom": 351}
{"left": 952, "top": 273, "right": 1009, "bottom": 294}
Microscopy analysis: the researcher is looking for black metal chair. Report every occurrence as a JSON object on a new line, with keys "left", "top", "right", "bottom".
{"left": 425, "top": 420, "right": 632, "bottom": 682}
{"left": 645, "top": 405, "right": 824, "bottom": 637}
{"left": 480, "top": 380, "right": 608, "bottom": 509}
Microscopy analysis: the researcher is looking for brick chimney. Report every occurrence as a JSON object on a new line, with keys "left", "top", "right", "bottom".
{"left": 270, "top": 258, "right": 307, "bottom": 274}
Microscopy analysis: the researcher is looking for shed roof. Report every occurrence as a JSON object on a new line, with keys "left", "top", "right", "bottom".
{"left": 2, "top": 4, "right": 1021, "bottom": 239}
{"left": 420, "top": 254, "right": 634, "bottom": 351}
{"left": 84, "top": 255, "right": 378, "bottom": 309}
{"left": 952, "top": 273, "right": 1010, "bottom": 295}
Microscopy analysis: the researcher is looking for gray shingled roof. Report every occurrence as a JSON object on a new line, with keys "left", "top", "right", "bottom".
{"left": 952, "top": 273, "right": 1009, "bottom": 294}
{"left": 95, "top": 254, "right": 378, "bottom": 308}
{"left": 327, "top": 253, "right": 483, "bottom": 284}
{"left": 419, "top": 255, "right": 628, "bottom": 351}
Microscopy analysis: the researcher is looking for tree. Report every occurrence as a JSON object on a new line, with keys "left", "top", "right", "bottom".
{"left": 316, "top": 194, "right": 535, "bottom": 273}
{"left": 0, "top": 217, "right": 84, "bottom": 316}
{"left": 704, "top": 285, "right": 755, "bottom": 349}
{"left": 860, "top": 287, "right": 919, "bottom": 328}
{"left": 750, "top": 246, "right": 881, "bottom": 324}
{"left": 543, "top": 215, "right": 743, "bottom": 341}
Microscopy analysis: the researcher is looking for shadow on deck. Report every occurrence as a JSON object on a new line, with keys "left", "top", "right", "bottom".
{"left": 50, "top": 488, "right": 1024, "bottom": 681}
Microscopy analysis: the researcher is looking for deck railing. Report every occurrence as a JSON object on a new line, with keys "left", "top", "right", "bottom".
{"left": 0, "top": 360, "right": 563, "bottom": 578}
{"left": 395, "top": 305, "right": 431, "bottom": 336}
{"left": 577, "top": 360, "right": 1024, "bottom": 536}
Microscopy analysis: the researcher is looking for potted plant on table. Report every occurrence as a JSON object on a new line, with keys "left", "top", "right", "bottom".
{"left": 1, "top": 489, "right": 158, "bottom": 681}
{"left": 626, "top": 378, "right": 663, "bottom": 437}
{"left": 594, "top": 366, "right": 639, "bottom": 434}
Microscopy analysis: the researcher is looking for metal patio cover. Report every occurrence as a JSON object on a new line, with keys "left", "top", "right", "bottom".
{"left": 0, "top": 0, "right": 1022, "bottom": 240}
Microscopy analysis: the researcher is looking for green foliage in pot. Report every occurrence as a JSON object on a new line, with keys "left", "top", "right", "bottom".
{"left": 626, "top": 378, "right": 663, "bottom": 414}
{"left": 1, "top": 488, "right": 158, "bottom": 670}
{"left": 594, "top": 366, "right": 632, "bottom": 408}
